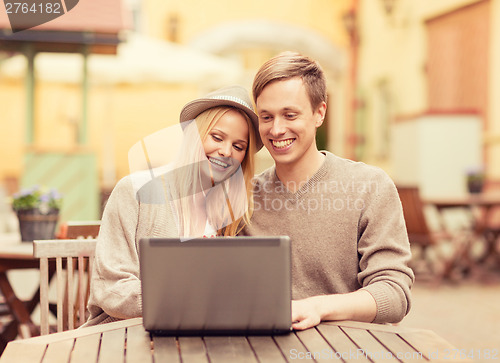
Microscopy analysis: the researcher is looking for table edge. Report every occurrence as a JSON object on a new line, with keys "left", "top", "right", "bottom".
{"left": 4, "top": 318, "right": 144, "bottom": 346}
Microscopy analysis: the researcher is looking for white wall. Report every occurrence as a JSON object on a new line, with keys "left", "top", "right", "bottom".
{"left": 391, "top": 114, "right": 482, "bottom": 198}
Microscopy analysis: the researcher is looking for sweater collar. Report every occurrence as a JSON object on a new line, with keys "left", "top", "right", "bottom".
{"left": 272, "top": 151, "right": 332, "bottom": 197}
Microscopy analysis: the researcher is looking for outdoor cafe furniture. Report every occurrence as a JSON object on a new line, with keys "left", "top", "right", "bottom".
{"left": 0, "top": 223, "right": 100, "bottom": 350}
{"left": 0, "top": 317, "right": 472, "bottom": 363}
{"left": 56, "top": 221, "right": 101, "bottom": 240}
{"left": 33, "top": 238, "right": 97, "bottom": 335}
{"left": 425, "top": 192, "right": 500, "bottom": 236}
{"left": 424, "top": 192, "right": 500, "bottom": 277}
{"left": 0, "top": 236, "right": 43, "bottom": 351}
{"left": 397, "top": 186, "right": 474, "bottom": 283}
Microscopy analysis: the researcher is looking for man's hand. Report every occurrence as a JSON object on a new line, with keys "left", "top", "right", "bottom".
{"left": 291, "top": 290, "right": 377, "bottom": 331}
{"left": 291, "top": 298, "right": 322, "bottom": 330}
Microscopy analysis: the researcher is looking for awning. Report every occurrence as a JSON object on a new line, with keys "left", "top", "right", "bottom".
{"left": 0, "top": 0, "right": 129, "bottom": 54}
{"left": 0, "top": 0, "right": 131, "bottom": 146}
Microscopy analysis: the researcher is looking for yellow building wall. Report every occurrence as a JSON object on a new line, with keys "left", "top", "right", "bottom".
{"left": 0, "top": 78, "right": 199, "bottom": 188}
{"left": 1, "top": 0, "right": 354, "bottom": 193}
{"left": 142, "top": 0, "right": 350, "bottom": 47}
{"left": 141, "top": 0, "right": 354, "bottom": 157}
{"left": 87, "top": 83, "right": 198, "bottom": 184}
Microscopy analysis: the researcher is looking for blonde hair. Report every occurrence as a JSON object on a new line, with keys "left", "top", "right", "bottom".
{"left": 170, "top": 106, "right": 256, "bottom": 237}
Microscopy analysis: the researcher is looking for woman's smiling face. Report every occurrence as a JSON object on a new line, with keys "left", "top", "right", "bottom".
{"left": 202, "top": 109, "right": 249, "bottom": 183}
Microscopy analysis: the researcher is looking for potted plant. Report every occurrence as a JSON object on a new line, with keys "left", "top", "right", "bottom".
{"left": 465, "top": 167, "right": 485, "bottom": 194}
{"left": 11, "top": 185, "right": 63, "bottom": 242}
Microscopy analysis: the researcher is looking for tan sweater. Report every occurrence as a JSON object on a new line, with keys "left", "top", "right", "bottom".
{"left": 85, "top": 152, "right": 413, "bottom": 326}
{"left": 241, "top": 152, "right": 414, "bottom": 324}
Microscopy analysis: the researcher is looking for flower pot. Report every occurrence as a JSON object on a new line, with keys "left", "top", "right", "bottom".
{"left": 465, "top": 168, "right": 485, "bottom": 194}
{"left": 467, "top": 179, "right": 484, "bottom": 194}
{"left": 17, "top": 209, "right": 59, "bottom": 242}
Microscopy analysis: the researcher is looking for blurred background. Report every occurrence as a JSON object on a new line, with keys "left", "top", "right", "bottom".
{"left": 0, "top": 0, "right": 498, "bottom": 222}
{"left": 0, "top": 0, "right": 499, "bottom": 357}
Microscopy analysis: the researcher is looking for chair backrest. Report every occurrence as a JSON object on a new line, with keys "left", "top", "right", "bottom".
{"left": 396, "top": 186, "right": 434, "bottom": 246}
{"left": 58, "top": 220, "right": 101, "bottom": 239}
{"left": 33, "top": 238, "right": 97, "bottom": 335}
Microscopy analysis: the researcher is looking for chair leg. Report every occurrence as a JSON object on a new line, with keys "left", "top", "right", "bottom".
{"left": 410, "top": 245, "right": 444, "bottom": 285}
{"left": 437, "top": 232, "right": 475, "bottom": 282}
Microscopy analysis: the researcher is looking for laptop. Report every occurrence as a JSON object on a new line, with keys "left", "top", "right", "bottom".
{"left": 139, "top": 236, "right": 292, "bottom": 335}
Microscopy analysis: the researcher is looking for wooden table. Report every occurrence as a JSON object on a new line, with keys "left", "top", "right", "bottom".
{"left": 0, "top": 317, "right": 472, "bottom": 362}
{"left": 0, "top": 236, "right": 43, "bottom": 350}
{"left": 425, "top": 192, "right": 500, "bottom": 275}
{"left": 426, "top": 193, "right": 500, "bottom": 226}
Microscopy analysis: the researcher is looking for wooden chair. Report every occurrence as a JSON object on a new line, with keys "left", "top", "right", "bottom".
{"left": 33, "top": 238, "right": 97, "bottom": 335}
{"left": 57, "top": 220, "right": 101, "bottom": 239}
{"left": 396, "top": 186, "right": 471, "bottom": 283}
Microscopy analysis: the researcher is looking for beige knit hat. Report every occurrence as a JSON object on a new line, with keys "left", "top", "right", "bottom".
{"left": 179, "top": 85, "right": 263, "bottom": 151}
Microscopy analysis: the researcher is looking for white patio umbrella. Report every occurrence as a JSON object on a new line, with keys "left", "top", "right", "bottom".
{"left": 0, "top": 33, "right": 244, "bottom": 86}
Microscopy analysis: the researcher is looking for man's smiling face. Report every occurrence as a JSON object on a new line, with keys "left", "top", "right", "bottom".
{"left": 256, "top": 77, "right": 324, "bottom": 169}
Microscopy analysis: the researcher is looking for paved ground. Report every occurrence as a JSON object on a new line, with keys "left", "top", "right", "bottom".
{"left": 400, "top": 279, "right": 500, "bottom": 362}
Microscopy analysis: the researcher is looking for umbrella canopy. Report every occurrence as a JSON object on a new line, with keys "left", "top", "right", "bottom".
{"left": 0, "top": 33, "right": 243, "bottom": 86}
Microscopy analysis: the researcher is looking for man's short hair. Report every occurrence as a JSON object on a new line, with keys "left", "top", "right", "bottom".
{"left": 252, "top": 51, "right": 327, "bottom": 111}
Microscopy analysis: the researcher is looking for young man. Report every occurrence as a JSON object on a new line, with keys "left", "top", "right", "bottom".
{"left": 241, "top": 52, "right": 414, "bottom": 330}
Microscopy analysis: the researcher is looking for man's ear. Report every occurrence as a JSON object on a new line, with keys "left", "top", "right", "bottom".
{"left": 315, "top": 102, "right": 327, "bottom": 128}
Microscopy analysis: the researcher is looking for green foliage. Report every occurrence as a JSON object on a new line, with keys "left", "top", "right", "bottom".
{"left": 11, "top": 185, "right": 63, "bottom": 212}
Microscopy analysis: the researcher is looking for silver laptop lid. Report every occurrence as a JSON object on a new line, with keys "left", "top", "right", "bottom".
{"left": 140, "top": 236, "right": 291, "bottom": 335}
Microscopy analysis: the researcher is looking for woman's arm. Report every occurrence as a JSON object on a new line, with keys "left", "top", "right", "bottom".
{"left": 89, "top": 176, "right": 143, "bottom": 320}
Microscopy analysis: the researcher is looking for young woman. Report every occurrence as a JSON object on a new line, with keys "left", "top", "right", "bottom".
{"left": 85, "top": 86, "right": 261, "bottom": 326}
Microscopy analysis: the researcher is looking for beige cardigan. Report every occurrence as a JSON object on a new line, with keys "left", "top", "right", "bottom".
{"left": 85, "top": 173, "right": 179, "bottom": 326}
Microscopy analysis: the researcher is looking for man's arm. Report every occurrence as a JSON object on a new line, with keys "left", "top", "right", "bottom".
{"left": 291, "top": 290, "right": 376, "bottom": 330}
{"left": 291, "top": 168, "right": 413, "bottom": 330}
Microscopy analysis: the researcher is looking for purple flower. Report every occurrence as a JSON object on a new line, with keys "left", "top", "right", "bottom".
{"left": 11, "top": 185, "right": 63, "bottom": 211}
